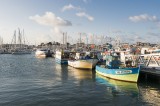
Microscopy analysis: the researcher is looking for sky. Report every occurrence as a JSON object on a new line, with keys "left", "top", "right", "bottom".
{"left": 0, "top": 0, "right": 160, "bottom": 45}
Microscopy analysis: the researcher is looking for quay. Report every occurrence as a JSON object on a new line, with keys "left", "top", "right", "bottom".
{"left": 139, "top": 68, "right": 160, "bottom": 83}
{"left": 124, "top": 53, "right": 160, "bottom": 82}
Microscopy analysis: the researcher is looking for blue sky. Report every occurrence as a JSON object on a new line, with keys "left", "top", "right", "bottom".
{"left": 0, "top": 0, "right": 160, "bottom": 45}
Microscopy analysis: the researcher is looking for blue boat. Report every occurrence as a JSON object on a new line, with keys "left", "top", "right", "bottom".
{"left": 96, "top": 53, "right": 140, "bottom": 82}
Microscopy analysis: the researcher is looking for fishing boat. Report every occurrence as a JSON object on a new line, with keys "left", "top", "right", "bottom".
{"left": 96, "top": 52, "right": 140, "bottom": 82}
{"left": 55, "top": 50, "right": 71, "bottom": 64}
{"left": 68, "top": 52, "right": 99, "bottom": 69}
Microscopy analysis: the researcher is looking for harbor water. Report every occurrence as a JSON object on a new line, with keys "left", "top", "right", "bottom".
{"left": 0, "top": 54, "right": 160, "bottom": 106}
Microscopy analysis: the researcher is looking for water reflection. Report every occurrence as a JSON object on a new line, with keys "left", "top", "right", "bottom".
{"left": 139, "top": 86, "right": 160, "bottom": 105}
{"left": 96, "top": 74, "right": 139, "bottom": 94}
{"left": 68, "top": 67, "right": 92, "bottom": 80}
{"left": 55, "top": 63, "right": 69, "bottom": 83}
{"left": 95, "top": 74, "right": 140, "bottom": 105}
{"left": 138, "top": 82, "right": 160, "bottom": 105}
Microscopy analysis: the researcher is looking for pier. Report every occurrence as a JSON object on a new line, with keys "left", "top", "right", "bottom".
{"left": 124, "top": 53, "right": 160, "bottom": 82}
{"left": 139, "top": 68, "right": 160, "bottom": 83}
{"left": 124, "top": 53, "right": 160, "bottom": 68}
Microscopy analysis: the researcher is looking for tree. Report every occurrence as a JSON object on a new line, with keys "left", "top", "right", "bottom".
{"left": 47, "top": 42, "right": 52, "bottom": 46}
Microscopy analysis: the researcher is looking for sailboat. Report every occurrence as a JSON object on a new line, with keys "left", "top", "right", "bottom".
{"left": 11, "top": 28, "right": 31, "bottom": 55}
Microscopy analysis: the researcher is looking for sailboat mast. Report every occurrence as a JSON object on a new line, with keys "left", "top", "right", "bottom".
{"left": 14, "top": 30, "right": 16, "bottom": 49}
{"left": 23, "top": 29, "right": 25, "bottom": 45}
{"left": 14, "top": 31, "right": 16, "bottom": 44}
{"left": 18, "top": 28, "right": 22, "bottom": 48}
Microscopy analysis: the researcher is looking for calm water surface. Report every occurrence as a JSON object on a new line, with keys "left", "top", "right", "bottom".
{"left": 0, "top": 54, "right": 160, "bottom": 106}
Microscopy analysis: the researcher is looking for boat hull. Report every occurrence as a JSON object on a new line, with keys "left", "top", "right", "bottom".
{"left": 55, "top": 58, "right": 68, "bottom": 65}
{"left": 68, "top": 59, "right": 98, "bottom": 69}
{"left": 35, "top": 49, "right": 53, "bottom": 57}
{"left": 96, "top": 65, "right": 140, "bottom": 82}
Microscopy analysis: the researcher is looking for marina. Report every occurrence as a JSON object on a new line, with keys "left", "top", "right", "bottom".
{"left": 0, "top": 54, "right": 160, "bottom": 106}
{"left": 1, "top": 33, "right": 160, "bottom": 106}
{"left": 1, "top": 0, "right": 160, "bottom": 105}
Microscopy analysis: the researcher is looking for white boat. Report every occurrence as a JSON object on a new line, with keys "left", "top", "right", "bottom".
{"left": 35, "top": 49, "right": 52, "bottom": 58}
{"left": 55, "top": 50, "right": 71, "bottom": 64}
{"left": 68, "top": 52, "right": 99, "bottom": 69}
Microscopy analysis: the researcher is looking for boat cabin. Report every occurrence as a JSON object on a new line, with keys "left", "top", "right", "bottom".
{"left": 106, "top": 53, "right": 121, "bottom": 69}
{"left": 75, "top": 52, "right": 86, "bottom": 60}
{"left": 85, "top": 51, "right": 99, "bottom": 59}
{"left": 55, "top": 50, "right": 71, "bottom": 60}
{"left": 105, "top": 52, "right": 138, "bottom": 69}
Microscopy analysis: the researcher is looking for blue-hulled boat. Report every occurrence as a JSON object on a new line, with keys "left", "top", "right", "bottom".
{"left": 96, "top": 53, "right": 140, "bottom": 82}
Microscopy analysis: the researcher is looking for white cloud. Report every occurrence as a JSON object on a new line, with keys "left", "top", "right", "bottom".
{"left": 29, "top": 12, "right": 72, "bottom": 26}
{"left": 129, "top": 14, "right": 159, "bottom": 23}
{"left": 29, "top": 12, "right": 72, "bottom": 42}
{"left": 62, "top": 4, "right": 81, "bottom": 12}
{"left": 76, "top": 12, "right": 94, "bottom": 21}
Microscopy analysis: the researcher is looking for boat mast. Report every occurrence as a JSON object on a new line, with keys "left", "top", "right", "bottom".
{"left": 13, "top": 30, "right": 16, "bottom": 49}
{"left": 18, "top": 28, "right": 22, "bottom": 49}
{"left": 23, "top": 29, "right": 25, "bottom": 45}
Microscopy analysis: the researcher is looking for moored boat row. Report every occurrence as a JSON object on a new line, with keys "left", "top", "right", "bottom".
{"left": 54, "top": 49, "right": 140, "bottom": 83}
